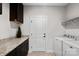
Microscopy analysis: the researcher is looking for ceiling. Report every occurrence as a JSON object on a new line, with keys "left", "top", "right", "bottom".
{"left": 23, "top": 3, "right": 68, "bottom": 7}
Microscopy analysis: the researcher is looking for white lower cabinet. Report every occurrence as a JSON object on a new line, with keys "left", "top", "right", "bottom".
{"left": 54, "top": 39, "right": 63, "bottom": 56}
{"left": 55, "top": 38, "right": 79, "bottom": 56}
{"left": 63, "top": 42, "right": 79, "bottom": 56}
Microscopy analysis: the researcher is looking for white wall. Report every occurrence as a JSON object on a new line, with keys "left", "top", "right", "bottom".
{"left": 21, "top": 6, "right": 65, "bottom": 52}
{"left": 0, "top": 3, "right": 17, "bottom": 39}
{"left": 0, "top": 3, "right": 67, "bottom": 52}
{"left": 1, "top": 3, "right": 79, "bottom": 52}
{"left": 66, "top": 3, "right": 79, "bottom": 20}
{"left": 65, "top": 3, "right": 79, "bottom": 36}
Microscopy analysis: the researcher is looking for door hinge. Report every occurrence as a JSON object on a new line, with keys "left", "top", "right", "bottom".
{"left": 31, "top": 20, "right": 32, "bottom": 23}
{"left": 31, "top": 33, "right": 32, "bottom": 36}
{"left": 31, "top": 46, "right": 32, "bottom": 48}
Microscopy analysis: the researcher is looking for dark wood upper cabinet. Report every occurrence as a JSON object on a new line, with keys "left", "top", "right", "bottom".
{"left": 0, "top": 3, "right": 2, "bottom": 14}
{"left": 10, "top": 3, "right": 23, "bottom": 23}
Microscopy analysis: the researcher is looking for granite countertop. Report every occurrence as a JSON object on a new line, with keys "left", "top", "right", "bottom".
{"left": 0, "top": 36, "right": 29, "bottom": 56}
{"left": 56, "top": 37, "right": 79, "bottom": 48}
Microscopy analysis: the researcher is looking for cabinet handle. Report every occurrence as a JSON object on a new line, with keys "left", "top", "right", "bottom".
{"left": 70, "top": 46, "right": 72, "bottom": 48}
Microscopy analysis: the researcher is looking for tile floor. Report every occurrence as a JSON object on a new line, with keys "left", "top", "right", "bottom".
{"left": 28, "top": 51, "right": 56, "bottom": 56}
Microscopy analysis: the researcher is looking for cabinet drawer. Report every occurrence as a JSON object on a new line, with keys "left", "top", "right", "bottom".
{"left": 63, "top": 42, "right": 79, "bottom": 56}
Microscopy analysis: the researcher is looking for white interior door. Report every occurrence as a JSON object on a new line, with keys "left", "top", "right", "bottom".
{"left": 29, "top": 16, "right": 47, "bottom": 51}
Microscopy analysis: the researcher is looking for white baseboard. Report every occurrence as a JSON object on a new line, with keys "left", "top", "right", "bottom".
{"left": 28, "top": 50, "right": 32, "bottom": 53}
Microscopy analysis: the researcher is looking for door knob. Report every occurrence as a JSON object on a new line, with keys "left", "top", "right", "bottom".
{"left": 43, "top": 35, "right": 46, "bottom": 37}
{"left": 43, "top": 33, "right": 46, "bottom": 37}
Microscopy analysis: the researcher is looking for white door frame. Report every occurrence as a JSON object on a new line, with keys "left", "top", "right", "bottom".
{"left": 29, "top": 15, "right": 48, "bottom": 52}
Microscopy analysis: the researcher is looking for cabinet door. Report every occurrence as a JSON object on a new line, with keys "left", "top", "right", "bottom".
{"left": 10, "top": 3, "right": 17, "bottom": 21}
{"left": 10, "top": 3, "right": 23, "bottom": 23}
{"left": 15, "top": 39, "right": 29, "bottom": 56}
{"left": 0, "top": 3, "right": 2, "bottom": 14}
{"left": 55, "top": 39, "right": 63, "bottom": 56}
{"left": 17, "top": 3, "right": 23, "bottom": 23}
{"left": 63, "top": 42, "right": 69, "bottom": 56}
{"left": 63, "top": 42, "right": 79, "bottom": 56}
